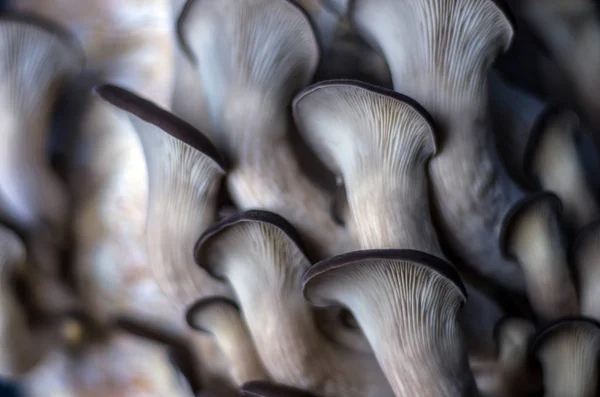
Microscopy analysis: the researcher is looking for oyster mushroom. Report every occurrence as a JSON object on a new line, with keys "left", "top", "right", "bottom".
{"left": 573, "top": 221, "right": 600, "bottom": 320}
{"left": 349, "top": 0, "right": 526, "bottom": 292}
{"left": 524, "top": 108, "right": 599, "bottom": 231}
{"left": 500, "top": 192, "right": 578, "bottom": 320}
{"left": 302, "top": 250, "right": 476, "bottom": 397}
{"left": 186, "top": 297, "right": 268, "bottom": 386}
{"left": 531, "top": 317, "right": 600, "bottom": 397}
{"left": 0, "top": 14, "right": 83, "bottom": 268}
{"left": 177, "top": 0, "right": 348, "bottom": 259}
{"left": 97, "top": 84, "right": 229, "bottom": 308}
{"left": 242, "top": 381, "right": 321, "bottom": 397}
{"left": 195, "top": 210, "right": 394, "bottom": 397}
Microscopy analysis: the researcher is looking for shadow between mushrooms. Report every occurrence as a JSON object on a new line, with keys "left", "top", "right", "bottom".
{"left": 302, "top": 250, "right": 475, "bottom": 397}
{"left": 194, "top": 210, "right": 394, "bottom": 397}
{"left": 177, "top": 0, "right": 348, "bottom": 259}
{"left": 349, "top": 0, "right": 526, "bottom": 293}
{"left": 241, "top": 380, "right": 321, "bottom": 397}
{"left": 573, "top": 221, "right": 600, "bottom": 320}
{"left": 96, "top": 84, "right": 230, "bottom": 308}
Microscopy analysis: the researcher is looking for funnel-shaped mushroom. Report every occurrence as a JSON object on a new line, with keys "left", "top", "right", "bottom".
{"left": 500, "top": 192, "right": 578, "bottom": 320}
{"left": 186, "top": 297, "right": 268, "bottom": 386}
{"left": 0, "top": 225, "right": 41, "bottom": 375}
{"left": 350, "top": 0, "right": 525, "bottom": 292}
{"left": 573, "top": 221, "right": 600, "bottom": 320}
{"left": 532, "top": 317, "right": 600, "bottom": 397}
{"left": 178, "top": 0, "right": 348, "bottom": 259}
{"left": 97, "top": 84, "right": 229, "bottom": 308}
{"left": 195, "top": 211, "right": 393, "bottom": 397}
{"left": 524, "top": 108, "right": 599, "bottom": 230}
{"left": 303, "top": 250, "right": 475, "bottom": 397}
{"left": 293, "top": 81, "right": 438, "bottom": 251}
{"left": 242, "top": 381, "right": 321, "bottom": 397}
{"left": 0, "top": 15, "right": 82, "bottom": 251}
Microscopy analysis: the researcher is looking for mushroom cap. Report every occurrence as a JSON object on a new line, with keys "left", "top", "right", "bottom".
{"left": 185, "top": 297, "right": 240, "bottom": 334}
{"left": 241, "top": 381, "right": 321, "bottom": 397}
{"left": 95, "top": 84, "right": 225, "bottom": 170}
{"left": 499, "top": 191, "right": 563, "bottom": 259}
{"left": 302, "top": 249, "right": 467, "bottom": 308}
{"left": 292, "top": 80, "right": 436, "bottom": 177}
{"left": 530, "top": 316, "right": 600, "bottom": 354}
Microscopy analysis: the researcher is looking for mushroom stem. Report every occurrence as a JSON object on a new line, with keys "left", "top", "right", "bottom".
{"left": 97, "top": 85, "right": 229, "bottom": 308}
{"left": 573, "top": 221, "right": 600, "bottom": 320}
{"left": 350, "top": 0, "right": 526, "bottom": 292}
{"left": 500, "top": 193, "right": 579, "bottom": 320}
{"left": 178, "top": 0, "right": 348, "bottom": 259}
{"left": 303, "top": 250, "right": 476, "bottom": 397}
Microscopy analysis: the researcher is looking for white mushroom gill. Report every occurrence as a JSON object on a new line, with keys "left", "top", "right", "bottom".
{"left": 0, "top": 16, "right": 82, "bottom": 244}
{"left": 532, "top": 318, "right": 600, "bottom": 397}
{"left": 186, "top": 297, "right": 269, "bottom": 386}
{"left": 97, "top": 85, "right": 229, "bottom": 309}
{"left": 350, "top": 0, "right": 526, "bottom": 292}
{"left": 303, "top": 250, "right": 476, "bottom": 397}
{"left": 177, "top": 0, "right": 348, "bottom": 259}
{"left": 573, "top": 221, "right": 600, "bottom": 320}
{"left": 195, "top": 211, "right": 394, "bottom": 397}
{"left": 500, "top": 192, "right": 579, "bottom": 321}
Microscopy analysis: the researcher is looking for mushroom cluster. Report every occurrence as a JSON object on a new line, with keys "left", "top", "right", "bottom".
{"left": 1, "top": 0, "right": 600, "bottom": 396}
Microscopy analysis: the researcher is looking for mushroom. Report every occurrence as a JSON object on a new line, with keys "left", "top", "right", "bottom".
{"left": 292, "top": 80, "right": 504, "bottom": 364}
{"left": 302, "top": 249, "right": 476, "bottom": 397}
{"left": 349, "top": 0, "right": 527, "bottom": 293}
{"left": 186, "top": 297, "right": 268, "bottom": 386}
{"left": 0, "top": 14, "right": 83, "bottom": 269}
{"left": 500, "top": 192, "right": 579, "bottom": 320}
{"left": 573, "top": 221, "right": 600, "bottom": 320}
{"left": 0, "top": 225, "right": 42, "bottom": 376}
{"left": 531, "top": 317, "right": 600, "bottom": 397}
{"left": 96, "top": 84, "right": 230, "bottom": 308}
{"left": 524, "top": 108, "right": 599, "bottom": 231}
{"left": 241, "top": 381, "right": 321, "bottom": 397}
{"left": 177, "top": 0, "right": 349, "bottom": 259}
{"left": 195, "top": 210, "right": 394, "bottom": 397}
{"left": 492, "top": 316, "right": 540, "bottom": 396}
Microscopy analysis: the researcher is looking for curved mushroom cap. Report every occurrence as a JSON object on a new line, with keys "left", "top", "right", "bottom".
{"left": 241, "top": 381, "right": 321, "bottom": 397}
{"left": 195, "top": 210, "right": 392, "bottom": 397}
{"left": 302, "top": 250, "right": 472, "bottom": 397}
{"left": 531, "top": 317, "right": 600, "bottom": 397}
{"left": 0, "top": 225, "right": 42, "bottom": 375}
{"left": 96, "top": 84, "right": 229, "bottom": 308}
{"left": 186, "top": 297, "right": 268, "bottom": 386}
{"left": 500, "top": 192, "right": 578, "bottom": 320}
{"left": 524, "top": 108, "right": 599, "bottom": 230}
{"left": 573, "top": 221, "right": 600, "bottom": 320}
{"left": 293, "top": 81, "right": 438, "bottom": 251}
{"left": 0, "top": 15, "right": 83, "bottom": 236}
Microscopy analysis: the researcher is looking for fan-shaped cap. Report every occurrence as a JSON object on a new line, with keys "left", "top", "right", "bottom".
{"left": 241, "top": 381, "right": 321, "bottom": 397}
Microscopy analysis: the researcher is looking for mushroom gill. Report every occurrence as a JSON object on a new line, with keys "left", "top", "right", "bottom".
{"left": 177, "top": 0, "right": 348, "bottom": 259}
{"left": 573, "top": 221, "right": 600, "bottom": 320}
{"left": 97, "top": 84, "right": 229, "bottom": 308}
{"left": 194, "top": 210, "right": 394, "bottom": 397}
{"left": 524, "top": 108, "right": 599, "bottom": 231}
{"left": 186, "top": 297, "right": 268, "bottom": 386}
{"left": 531, "top": 317, "right": 600, "bottom": 397}
{"left": 349, "top": 0, "right": 526, "bottom": 292}
{"left": 302, "top": 250, "right": 475, "bottom": 397}
{"left": 500, "top": 192, "right": 579, "bottom": 321}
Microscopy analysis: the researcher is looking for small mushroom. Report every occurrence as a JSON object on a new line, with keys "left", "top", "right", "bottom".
{"left": 524, "top": 108, "right": 599, "bottom": 231}
{"left": 531, "top": 317, "right": 600, "bottom": 397}
{"left": 241, "top": 381, "right": 321, "bottom": 397}
{"left": 195, "top": 210, "right": 394, "bottom": 397}
{"left": 500, "top": 192, "right": 579, "bottom": 320}
{"left": 0, "top": 15, "right": 83, "bottom": 267}
{"left": 97, "top": 84, "right": 230, "bottom": 308}
{"left": 349, "top": 0, "right": 527, "bottom": 293}
{"left": 177, "top": 0, "right": 349, "bottom": 259}
{"left": 186, "top": 297, "right": 268, "bottom": 386}
{"left": 302, "top": 250, "right": 476, "bottom": 397}
{"left": 573, "top": 221, "right": 600, "bottom": 320}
